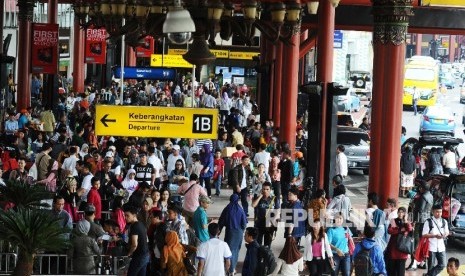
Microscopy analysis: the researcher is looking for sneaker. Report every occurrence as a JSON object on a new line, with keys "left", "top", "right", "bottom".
{"left": 418, "top": 264, "right": 427, "bottom": 269}
{"left": 406, "top": 266, "right": 417, "bottom": 271}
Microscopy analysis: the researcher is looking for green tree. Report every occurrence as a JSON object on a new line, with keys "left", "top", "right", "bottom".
{"left": 0, "top": 180, "right": 53, "bottom": 209}
{"left": 0, "top": 181, "right": 69, "bottom": 275}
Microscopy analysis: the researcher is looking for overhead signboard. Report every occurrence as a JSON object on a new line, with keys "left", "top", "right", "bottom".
{"left": 334, "top": 30, "right": 343, "bottom": 49}
{"left": 150, "top": 54, "right": 193, "bottom": 68}
{"left": 421, "top": 0, "right": 465, "bottom": 7}
{"left": 113, "top": 66, "right": 176, "bottom": 80}
{"left": 95, "top": 105, "right": 219, "bottom": 139}
{"left": 167, "top": 48, "right": 257, "bottom": 59}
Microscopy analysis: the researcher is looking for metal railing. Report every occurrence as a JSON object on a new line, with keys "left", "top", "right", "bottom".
{"left": 0, "top": 251, "right": 130, "bottom": 275}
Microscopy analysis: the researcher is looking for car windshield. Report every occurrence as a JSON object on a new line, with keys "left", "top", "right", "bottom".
{"left": 337, "top": 132, "right": 369, "bottom": 146}
{"left": 405, "top": 68, "right": 435, "bottom": 81}
{"left": 425, "top": 107, "right": 452, "bottom": 117}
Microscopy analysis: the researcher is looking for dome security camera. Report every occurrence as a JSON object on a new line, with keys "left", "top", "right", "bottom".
{"left": 167, "top": 32, "right": 192, "bottom": 45}
{"left": 163, "top": 0, "right": 196, "bottom": 45}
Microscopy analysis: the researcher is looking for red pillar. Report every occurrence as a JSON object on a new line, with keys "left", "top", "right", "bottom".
{"left": 16, "top": 18, "right": 32, "bottom": 111}
{"left": 370, "top": 0, "right": 413, "bottom": 207}
{"left": 273, "top": 43, "right": 283, "bottom": 129}
{"left": 126, "top": 47, "right": 137, "bottom": 66}
{"left": 72, "top": 20, "right": 85, "bottom": 94}
{"left": 316, "top": 0, "right": 335, "bottom": 189}
{"left": 416, "top": 34, "right": 422, "bottom": 55}
{"left": 449, "top": 35, "right": 456, "bottom": 62}
{"left": 279, "top": 34, "right": 300, "bottom": 151}
{"left": 265, "top": 40, "right": 275, "bottom": 120}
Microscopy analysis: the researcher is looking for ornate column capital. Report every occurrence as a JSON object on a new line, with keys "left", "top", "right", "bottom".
{"left": 17, "top": 0, "right": 35, "bottom": 21}
{"left": 372, "top": 0, "right": 414, "bottom": 45}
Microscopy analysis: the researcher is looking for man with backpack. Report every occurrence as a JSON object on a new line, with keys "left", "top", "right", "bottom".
{"left": 242, "top": 227, "right": 260, "bottom": 276}
{"left": 422, "top": 204, "right": 449, "bottom": 276}
{"left": 353, "top": 224, "right": 387, "bottom": 276}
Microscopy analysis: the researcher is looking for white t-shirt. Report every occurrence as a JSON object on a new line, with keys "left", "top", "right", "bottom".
{"left": 148, "top": 154, "right": 163, "bottom": 178}
{"left": 253, "top": 151, "right": 271, "bottom": 172}
{"left": 196, "top": 238, "right": 232, "bottom": 276}
{"left": 443, "top": 151, "right": 457, "bottom": 169}
{"left": 62, "top": 155, "right": 78, "bottom": 176}
{"left": 336, "top": 152, "right": 348, "bottom": 177}
{"left": 81, "top": 174, "right": 93, "bottom": 201}
{"left": 422, "top": 217, "right": 449, "bottom": 252}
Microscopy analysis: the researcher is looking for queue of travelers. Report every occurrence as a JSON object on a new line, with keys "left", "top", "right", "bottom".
{"left": 0, "top": 76, "right": 459, "bottom": 276}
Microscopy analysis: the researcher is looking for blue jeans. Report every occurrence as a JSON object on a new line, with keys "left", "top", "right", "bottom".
{"left": 427, "top": 251, "right": 446, "bottom": 276}
{"left": 225, "top": 228, "right": 244, "bottom": 273}
{"left": 332, "top": 253, "right": 350, "bottom": 276}
{"left": 127, "top": 253, "right": 150, "bottom": 276}
{"left": 214, "top": 174, "right": 222, "bottom": 195}
{"left": 235, "top": 188, "right": 249, "bottom": 216}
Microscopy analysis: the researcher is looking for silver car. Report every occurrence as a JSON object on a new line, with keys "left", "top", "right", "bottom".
{"left": 337, "top": 126, "right": 370, "bottom": 175}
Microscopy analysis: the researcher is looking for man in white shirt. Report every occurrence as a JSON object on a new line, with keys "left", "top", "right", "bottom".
{"left": 62, "top": 146, "right": 79, "bottom": 176}
{"left": 196, "top": 223, "right": 232, "bottom": 276}
{"left": 148, "top": 146, "right": 164, "bottom": 189}
{"left": 335, "top": 145, "right": 348, "bottom": 178}
{"left": 78, "top": 163, "right": 94, "bottom": 202}
{"left": 422, "top": 204, "right": 449, "bottom": 276}
{"left": 442, "top": 145, "right": 458, "bottom": 174}
{"left": 253, "top": 143, "right": 271, "bottom": 172}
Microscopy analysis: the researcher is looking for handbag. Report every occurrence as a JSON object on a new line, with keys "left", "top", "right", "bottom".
{"left": 396, "top": 232, "right": 414, "bottom": 254}
{"left": 345, "top": 227, "right": 355, "bottom": 255}
{"left": 183, "top": 257, "right": 197, "bottom": 275}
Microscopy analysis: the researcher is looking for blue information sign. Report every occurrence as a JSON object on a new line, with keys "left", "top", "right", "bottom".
{"left": 334, "top": 30, "right": 343, "bottom": 49}
{"left": 113, "top": 67, "right": 176, "bottom": 80}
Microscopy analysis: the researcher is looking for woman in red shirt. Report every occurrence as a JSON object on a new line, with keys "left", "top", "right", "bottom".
{"left": 386, "top": 206, "right": 413, "bottom": 276}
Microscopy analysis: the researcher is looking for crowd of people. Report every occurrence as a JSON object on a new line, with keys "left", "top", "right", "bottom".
{"left": 0, "top": 76, "right": 461, "bottom": 276}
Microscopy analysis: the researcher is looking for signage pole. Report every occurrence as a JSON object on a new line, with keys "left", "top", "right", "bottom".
{"left": 192, "top": 65, "right": 196, "bottom": 108}
{"left": 120, "top": 18, "right": 126, "bottom": 105}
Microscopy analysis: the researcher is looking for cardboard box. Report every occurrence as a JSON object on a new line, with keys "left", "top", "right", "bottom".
{"left": 222, "top": 147, "right": 237, "bottom": 158}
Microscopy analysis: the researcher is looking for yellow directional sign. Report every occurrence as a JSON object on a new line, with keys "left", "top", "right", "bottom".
{"left": 229, "top": 51, "right": 259, "bottom": 60}
{"left": 95, "top": 105, "right": 219, "bottom": 139}
{"left": 150, "top": 54, "right": 193, "bottom": 68}
{"left": 422, "top": 0, "right": 465, "bottom": 7}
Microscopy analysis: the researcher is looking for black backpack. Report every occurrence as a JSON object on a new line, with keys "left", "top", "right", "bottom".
{"left": 353, "top": 244, "right": 373, "bottom": 276}
{"left": 255, "top": 245, "right": 277, "bottom": 276}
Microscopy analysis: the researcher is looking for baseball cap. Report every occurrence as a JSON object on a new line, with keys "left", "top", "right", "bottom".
{"left": 108, "top": 145, "right": 116, "bottom": 151}
{"left": 294, "top": 151, "right": 303, "bottom": 159}
{"left": 105, "top": 151, "right": 114, "bottom": 158}
{"left": 199, "top": 195, "right": 212, "bottom": 204}
{"left": 172, "top": 145, "right": 180, "bottom": 151}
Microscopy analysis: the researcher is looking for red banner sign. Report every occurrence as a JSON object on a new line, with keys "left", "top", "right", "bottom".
{"left": 32, "top": 23, "right": 59, "bottom": 74}
{"left": 85, "top": 27, "right": 107, "bottom": 64}
{"left": 136, "top": 36, "right": 154, "bottom": 57}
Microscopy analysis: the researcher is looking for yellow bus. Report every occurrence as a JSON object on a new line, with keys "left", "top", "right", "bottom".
{"left": 402, "top": 56, "right": 440, "bottom": 107}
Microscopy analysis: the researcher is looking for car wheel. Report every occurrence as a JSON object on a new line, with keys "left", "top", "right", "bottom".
{"left": 363, "top": 169, "right": 369, "bottom": 175}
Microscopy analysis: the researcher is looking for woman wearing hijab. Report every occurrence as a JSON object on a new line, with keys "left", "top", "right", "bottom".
{"left": 162, "top": 231, "right": 188, "bottom": 276}
{"left": 219, "top": 194, "right": 248, "bottom": 275}
{"left": 272, "top": 237, "right": 304, "bottom": 276}
{"left": 121, "top": 168, "right": 138, "bottom": 196}
{"left": 79, "top": 143, "right": 90, "bottom": 159}
{"left": 68, "top": 220, "right": 101, "bottom": 274}
{"left": 59, "top": 175, "right": 81, "bottom": 222}
{"left": 199, "top": 144, "right": 214, "bottom": 197}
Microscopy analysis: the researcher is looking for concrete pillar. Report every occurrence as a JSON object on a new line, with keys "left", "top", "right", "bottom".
{"left": 265, "top": 40, "right": 275, "bottom": 120}
{"left": 279, "top": 33, "right": 300, "bottom": 152}
{"left": 72, "top": 20, "right": 85, "bottom": 94}
{"left": 16, "top": 0, "right": 34, "bottom": 111}
{"left": 316, "top": 0, "right": 335, "bottom": 189}
{"left": 370, "top": 0, "right": 413, "bottom": 208}
{"left": 273, "top": 43, "right": 283, "bottom": 129}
